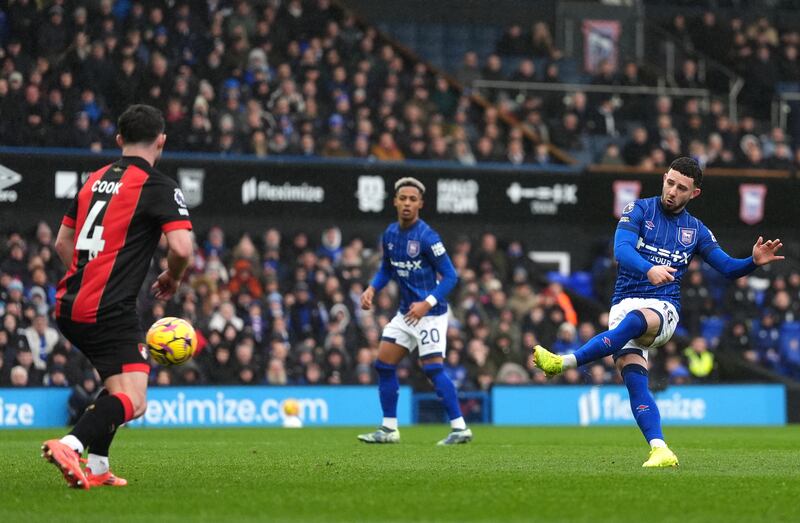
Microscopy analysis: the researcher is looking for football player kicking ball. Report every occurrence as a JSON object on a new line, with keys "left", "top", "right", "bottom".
{"left": 42, "top": 105, "right": 193, "bottom": 488}
{"left": 534, "top": 157, "right": 783, "bottom": 467}
{"left": 358, "top": 177, "right": 472, "bottom": 445}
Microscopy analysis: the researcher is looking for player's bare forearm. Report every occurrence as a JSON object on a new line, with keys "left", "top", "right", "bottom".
{"left": 54, "top": 225, "right": 75, "bottom": 267}
{"left": 164, "top": 229, "right": 193, "bottom": 279}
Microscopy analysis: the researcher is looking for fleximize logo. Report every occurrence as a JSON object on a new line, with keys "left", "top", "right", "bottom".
{"left": 578, "top": 387, "right": 706, "bottom": 426}
{"left": 241, "top": 178, "right": 325, "bottom": 205}
{"left": 0, "top": 165, "right": 22, "bottom": 202}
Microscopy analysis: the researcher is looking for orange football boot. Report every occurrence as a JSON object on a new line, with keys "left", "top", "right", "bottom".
{"left": 80, "top": 458, "right": 128, "bottom": 487}
{"left": 41, "top": 439, "right": 90, "bottom": 490}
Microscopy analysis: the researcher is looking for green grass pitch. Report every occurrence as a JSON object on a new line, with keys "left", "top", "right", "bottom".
{"left": 1, "top": 426, "right": 799, "bottom": 522}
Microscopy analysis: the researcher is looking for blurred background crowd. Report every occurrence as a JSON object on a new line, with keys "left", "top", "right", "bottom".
{"left": 1, "top": 1, "right": 800, "bottom": 170}
{"left": 2, "top": 223, "right": 798, "bottom": 403}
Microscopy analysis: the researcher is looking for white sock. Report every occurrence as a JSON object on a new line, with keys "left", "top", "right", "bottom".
{"left": 87, "top": 453, "right": 109, "bottom": 475}
{"left": 562, "top": 354, "right": 578, "bottom": 369}
{"left": 382, "top": 417, "right": 398, "bottom": 430}
{"left": 450, "top": 417, "right": 467, "bottom": 430}
{"left": 649, "top": 439, "right": 667, "bottom": 449}
{"left": 60, "top": 435, "right": 84, "bottom": 454}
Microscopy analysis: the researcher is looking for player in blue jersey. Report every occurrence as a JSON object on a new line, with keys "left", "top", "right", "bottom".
{"left": 358, "top": 177, "right": 471, "bottom": 445}
{"left": 533, "top": 157, "right": 783, "bottom": 467}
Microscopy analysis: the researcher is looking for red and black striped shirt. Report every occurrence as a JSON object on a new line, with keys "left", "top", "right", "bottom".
{"left": 56, "top": 156, "right": 192, "bottom": 324}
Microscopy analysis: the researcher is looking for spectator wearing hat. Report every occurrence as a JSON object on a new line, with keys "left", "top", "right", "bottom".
{"left": 45, "top": 365, "right": 69, "bottom": 387}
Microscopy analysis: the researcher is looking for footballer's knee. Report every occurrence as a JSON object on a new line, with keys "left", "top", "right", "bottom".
{"left": 633, "top": 308, "right": 661, "bottom": 346}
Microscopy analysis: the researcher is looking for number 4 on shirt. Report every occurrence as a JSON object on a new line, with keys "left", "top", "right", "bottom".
{"left": 76, "top": 201, "right": 107, "bottom": 260}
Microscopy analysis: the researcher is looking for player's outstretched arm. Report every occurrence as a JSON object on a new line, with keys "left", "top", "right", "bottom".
{"left": 151, "top": 229, "right": 193, "bottom": 300}
{"left": 752, "top": 236, "right": 784, "bottom": 266}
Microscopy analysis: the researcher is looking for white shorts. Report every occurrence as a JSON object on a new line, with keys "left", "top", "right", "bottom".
{"left": 381, "top": 312, "right": 448, "bottom": 359}
{"left": 608, "top": 298, "right": 679, "bottom": 362}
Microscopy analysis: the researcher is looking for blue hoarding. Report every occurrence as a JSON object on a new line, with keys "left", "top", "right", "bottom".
{"left": 0, "top": 386, "right": 412, "bottom": 429}
{"left": 493, "top": 385, "right": 786, "bottom": 426}
{"left": 0, "top": 388, "right": 71, "bottom": 428}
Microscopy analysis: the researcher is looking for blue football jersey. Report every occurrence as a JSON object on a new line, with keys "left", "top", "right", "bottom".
{"left": 613, "top": 196, "right": 719, "bottom": 312}
{"left": 376, "top": 219, "right": 456, "bottom": 316}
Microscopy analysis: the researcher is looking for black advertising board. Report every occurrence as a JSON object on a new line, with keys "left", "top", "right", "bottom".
{"left": 0, "top": 150, "right": 796, "bottom": 266}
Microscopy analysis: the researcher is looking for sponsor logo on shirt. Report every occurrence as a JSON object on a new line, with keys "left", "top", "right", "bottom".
{"left": 431, "top": 242, "right": 446, "bottom": 257}
{"left": 636, "top": 237, "right": 690, "bottom": 265}
{"left": 390, "top": 259, "right": 423, "bottom": 278}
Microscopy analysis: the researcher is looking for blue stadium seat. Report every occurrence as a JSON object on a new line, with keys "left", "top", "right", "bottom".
{"left": 445, "top": 24, "right": 471, "bottom": 43}
{"left": 391, "top": 22, "right": 417, "bottom": 44}
{"left": 474, "top": 26, "right": 500, "bottom": 45}
{"left": 418, "top": 23, "right": 445, "bottom": 44}
{"left": 546, "top": 271, "right": 569, "bottom": 286}
{"left": 556, "top": 58, "right": 584, "bottom": 84}
{"left": 700, "top": 317, "right": 726, "bottom": 348}
{"left": 775, "top": 82, "right": 800, "bottom": 94}
{"left": 568, "top": 271, "right": 595, "bottom": 299}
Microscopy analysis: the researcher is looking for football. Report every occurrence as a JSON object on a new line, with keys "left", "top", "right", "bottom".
{"left": 282, "top": 399, "right": 300, "bottom": 416}
{"left": 146, "top": 317, "right": 198, "bottom": 366}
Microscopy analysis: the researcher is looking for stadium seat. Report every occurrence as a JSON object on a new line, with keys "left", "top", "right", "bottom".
{"left": 546, "top": 271, "right": 570, "bottom": 286}
{"left": 700, "top": 317, "right": 726, "bottom": 348}
{"left": 568, "top": 271, "right": 595, "bottom": 299}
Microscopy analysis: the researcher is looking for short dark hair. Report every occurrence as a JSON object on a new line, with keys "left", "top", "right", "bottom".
{"left": 669, "top": 156, "right": 703, "bottom": 187}
{"left": 117, "top": 104, "right": 165, "bottom": 144}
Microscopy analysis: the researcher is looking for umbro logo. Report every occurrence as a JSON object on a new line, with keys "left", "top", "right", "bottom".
{"left": 0, "top": 165, "right": 22, "bottom": 203}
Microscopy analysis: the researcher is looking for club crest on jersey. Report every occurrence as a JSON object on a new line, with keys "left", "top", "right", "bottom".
{"left": 138, "top": 343, "right": 149, "bottom": 361}
{"left": 678, "top": 227, "right": 696, "bottom": 247}
{"left": 407, "top": 240, "right": 420, "bottom": 258}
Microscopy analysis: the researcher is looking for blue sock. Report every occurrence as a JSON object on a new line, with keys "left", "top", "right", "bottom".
{"left": 622, "top": 364, "right": 664, "bottom": 445}
{"left": 423, "top": 363, "right": 463, "bottom": 421}
{"left": 375, "top": 360, "right": 398, "bottom": 419}
{"left": 573, "top": 310, "right": 648, "bottom": 366}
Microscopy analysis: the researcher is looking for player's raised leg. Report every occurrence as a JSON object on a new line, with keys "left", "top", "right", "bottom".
{"left": 615, "top": 353, "right": 678, "bottom": 467}
{"left": 358, "top": 341, "right": 407, "bottom": 443}
{"left": 533, "top": 308, "right": 657, "bottom": 376}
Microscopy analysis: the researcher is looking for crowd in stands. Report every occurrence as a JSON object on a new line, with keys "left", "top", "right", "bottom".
{"left": 476, "top": 12, "right": 800, "bottom": 170}
{"left": 3, "top": 2, "right": 800, "bottom": 170}
{"left": 0, "top": 0, "right": 529, "bottom": 165}
{"left": 2, "top": 223, "right": 799, "bottom": 399}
